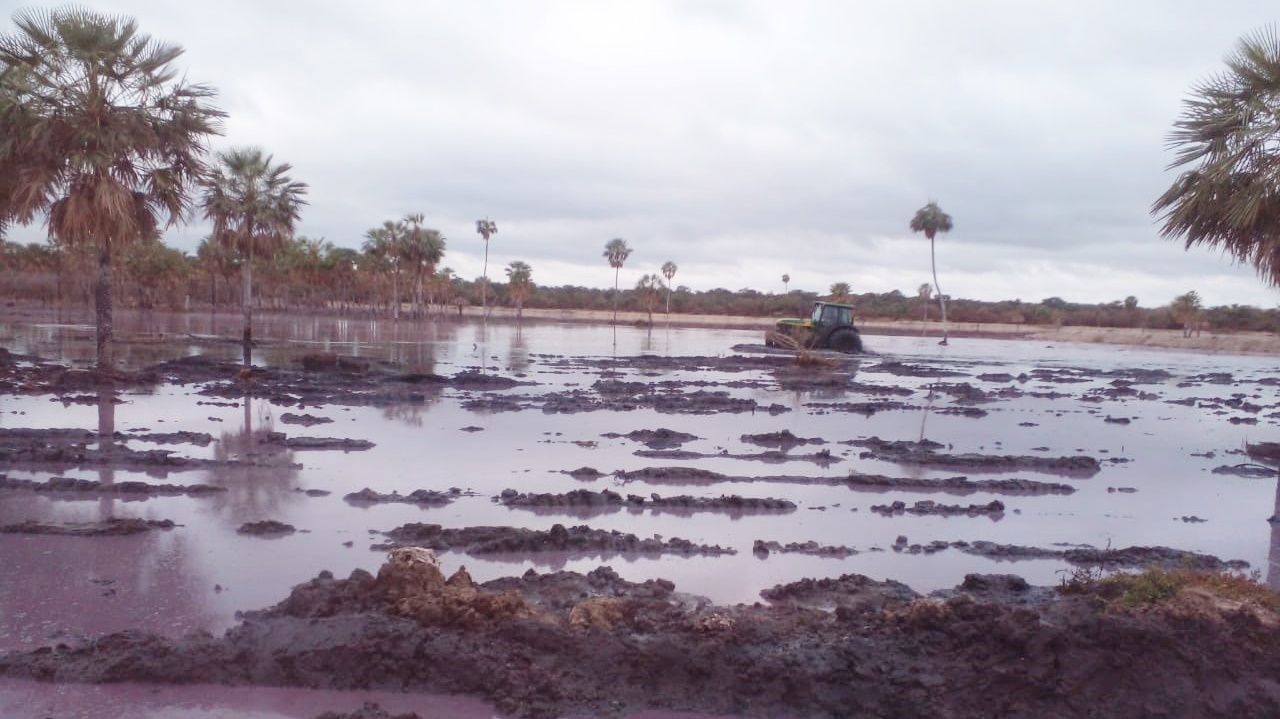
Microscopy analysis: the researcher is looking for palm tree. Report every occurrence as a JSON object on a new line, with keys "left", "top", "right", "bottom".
{"left": 201, "top": 148, "right": 308, "bottom": 367}
{"left": 363, "top": 220, "right": 406, "bottom": 320}
{"left": 917, "top": 283, "right": 933, "bottom": 322}
{"left": 661, "top": 261, "right": 677, "bottom": 315}
{"left": 829, "top": 282, "right": 852, "bottom": 303}
{"left": 504, "top": 260, "right": 533, "bottom": 321}
{"left": 476, "top": 219, "right": 498, "bottom": 316}
{"left": 782, "top": 274, "right": 790, "bottom": 293}
{"left": 197, "top": 236, "right": 239, "bottom": 309}
{"left": 434, "top": 267, "right": 455, "bottom": 315}
{"left": 909, "top": 201, "right": 954, "bottom": 345}
{"left": 361, "top": 224, "right": 391, "bottom": 316}
{"left": 400, "top": 214, "right": 446, "bottom": 318}
{"left": 324, "top": 245, "right": 361, "bottom": 313}
{"left": 1153, "top": 28, "right": 1280, "bottom": 286}
{"left": 1170, "top": 290, "right": 1204, "bottom": 337}
{"left": 636, "top": 273, "right": 665, "bottom": 325}
{"left": 0, "top": 8, "right": 223, "bottom": 370}
{"left": 603, "top": 238, "right": 632, "bottom": 325}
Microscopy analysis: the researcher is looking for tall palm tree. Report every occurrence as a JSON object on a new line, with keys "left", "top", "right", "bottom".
{"left": 0, "top": 7, "right": 223, "bottom": 370}
{"left": 661, "top": 261, "right": 677, "bottom": 315}
{"left": 603, "top": 238, "right": 632, "bottom": 325}
{"left": 782, "top": 274, "right": 790, "bottom": 293}
{"left": 1153, "top": 28, "right": 1280, "bottom": 286}
{"left": 476, "top": 219, "right": 497, "bottom": 317}
{"left": 504, "top": 260, "right": 533, "bottom": 321}
{"left": 909, "top": 201, "right": 954, "bottom": 345}
{"left": 201, "top": 148, "right": 308, "bottom": 367}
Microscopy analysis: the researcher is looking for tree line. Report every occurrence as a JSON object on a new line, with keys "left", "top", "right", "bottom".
{"left": 3, "top": 234, "right": 1277, "bottom": 334}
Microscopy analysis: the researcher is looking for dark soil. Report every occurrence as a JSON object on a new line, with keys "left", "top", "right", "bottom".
{"left": 611, "top": 466, "right": 1076, "bottom": 495}
{"left": 497, "top": 488, "right": 796, "bottom": 515}
{"left": 870, "top": 498, "right": 1006, "bottom": 518}
{"left": 344, "top": 487, "right": 464, "bottom": 507}
{"left": 0, "top": 474, "right": 225, "bottom": 498}
{"left": 5, "top": 558, "right": 1279, "bottom": 719}
{"left": 0, "top": 517, "right": 176, "bottom": 535}
{"left": 844, "top": 436, "right": 1105, "bottom": 477}
{"left": 4, "top": 342, "right": 1276, "bottom": 718}
{"left": 237, "top": 520, "right": 297, "bottom": 536}
{"left": 372, "top": 522, "right": 736, "bottom": 557}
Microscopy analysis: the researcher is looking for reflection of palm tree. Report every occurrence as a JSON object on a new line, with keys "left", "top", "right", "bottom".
{"left": 382, "top": 403, "right": 425, "bottom": 428}
{"left": 97, "top": 386, "right": 118, "bottom": 519}
{"left": 1270, "top": 476, "right": 1280, "bottom": 590}
{"left": 509, "top": 326, "right": 529, "bottom": 373}
{"left": 207, "top": 394, "right": 298, "bottom": 524}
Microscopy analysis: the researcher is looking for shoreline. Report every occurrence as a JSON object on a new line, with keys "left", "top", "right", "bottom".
{"left": 475, "top": 306, "right": 1280, "bottom": 356}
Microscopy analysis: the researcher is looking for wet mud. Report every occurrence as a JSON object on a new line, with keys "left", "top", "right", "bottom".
{"left": 4, "top": 554, "right": 1280, "bottom": 719}
{"left": 4, "top": 339, "right": 1280, "bottom": 718}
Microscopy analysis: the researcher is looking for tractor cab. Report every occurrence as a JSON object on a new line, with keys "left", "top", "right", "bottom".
{"left": 812, "top": 301, "right": 853, "bottom": 328}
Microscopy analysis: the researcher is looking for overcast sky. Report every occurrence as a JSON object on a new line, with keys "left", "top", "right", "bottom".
{"left": 6, "top": 1, "right": 1280, "bottom": 308}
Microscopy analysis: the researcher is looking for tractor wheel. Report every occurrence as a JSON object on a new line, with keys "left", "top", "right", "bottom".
{"left": 827, "top": 328, "right": 863, "bottom": 354}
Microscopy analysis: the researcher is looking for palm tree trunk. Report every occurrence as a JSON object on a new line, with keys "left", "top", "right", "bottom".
{"left": 481, "top": 240, "right": 490, "bottom": 319}
{"left": 930, "top": 238, "right": 948, "bottom": 345}
{"left": 392, "top": 266, "right": 400, "bottom": 321}
{"left": 665, "top": 287, "right": 671, "bottom": 315}
{"left": 612, "top": 267, "right": 620, "bottom": 325}
{"left": 95, "top": 245, "right": 114, "bottom": 372}
{"left": 242, "top": 244, "right": 254, "bottom": 368}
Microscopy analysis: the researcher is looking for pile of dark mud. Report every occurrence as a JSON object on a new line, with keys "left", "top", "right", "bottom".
{"left": 4, "top": 551, "right": 1280, "bottom": 719}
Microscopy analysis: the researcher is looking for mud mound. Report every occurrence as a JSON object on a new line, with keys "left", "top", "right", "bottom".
{"left": 377, "top": 548, "right": 529, "bottom": 629}
{"left": 11, "top": 565, "right": 1280, "bottom": 718}
{"left": 376, "top": 522, "right": 735, "bottom": 557}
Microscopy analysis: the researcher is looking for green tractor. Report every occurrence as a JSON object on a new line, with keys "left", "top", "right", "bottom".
{"left": 765, "top": 301, "right": 864, "bottom": 354}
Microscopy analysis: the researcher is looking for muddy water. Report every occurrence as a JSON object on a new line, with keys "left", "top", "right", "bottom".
{"left": 2, "top": 310, "right": 1280, "bottom": 716}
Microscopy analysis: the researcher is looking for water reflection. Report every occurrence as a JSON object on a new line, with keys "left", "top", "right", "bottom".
{"left": 96, "top": 386, "right": 118, "bottom": 519}
{"left": 507, "top": 325, "right": 529, "bottom": 374}
{"left": 206, "top": 394, "right": 300, "bottom": 525}
{"left": 1270, "top": 478, "right": 1280, "bottom": 590}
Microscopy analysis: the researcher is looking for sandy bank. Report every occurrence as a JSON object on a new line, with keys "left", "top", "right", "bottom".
{"left": 471, "top": 307, "right": 1280, "bottom": 356}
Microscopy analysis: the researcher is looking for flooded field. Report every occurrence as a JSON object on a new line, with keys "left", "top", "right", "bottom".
{"left": 2, "top": 308, "right": 1279, "bottom": 718}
